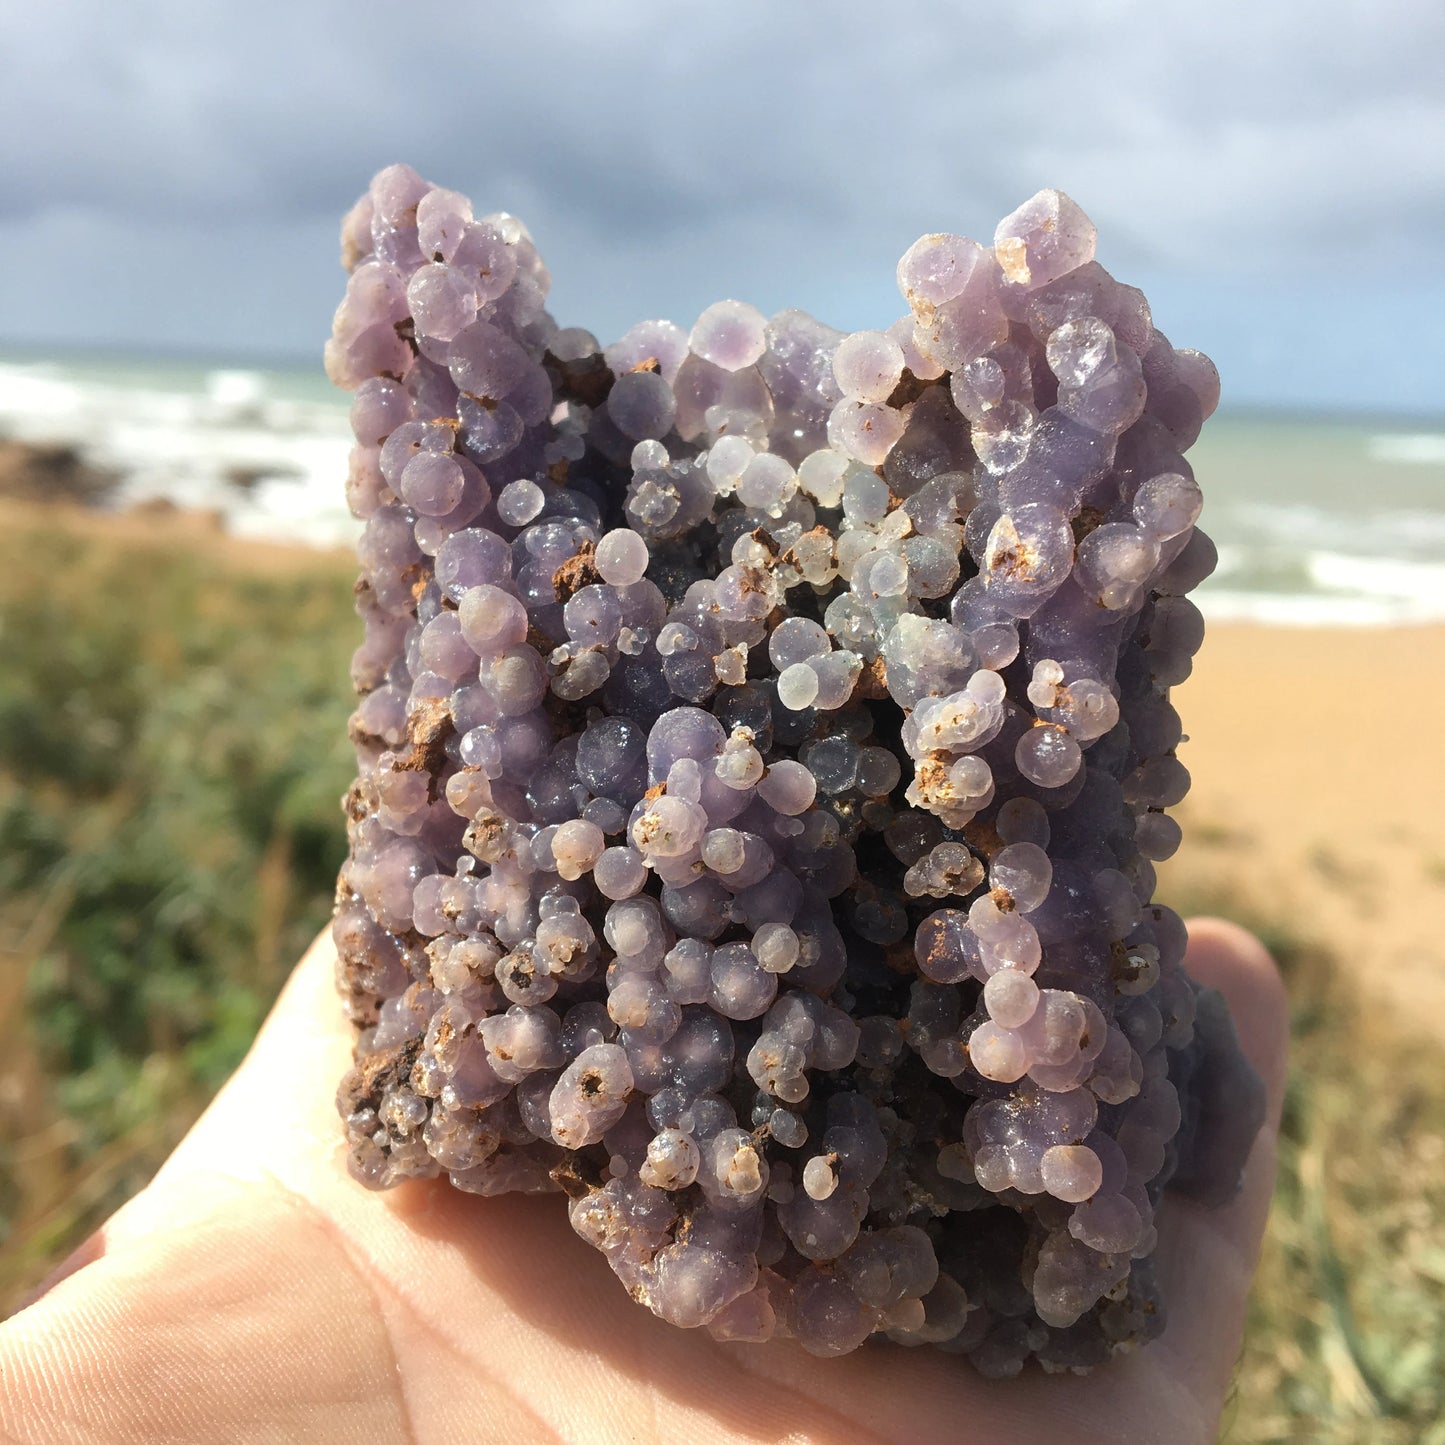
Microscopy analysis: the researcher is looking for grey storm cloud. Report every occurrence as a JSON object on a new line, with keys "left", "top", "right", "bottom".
{"left": 1, "top": 0, "right": 1441, "bottom": 409}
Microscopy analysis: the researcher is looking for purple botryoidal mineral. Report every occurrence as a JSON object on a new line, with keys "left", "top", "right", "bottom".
{"left": 329, "top": 165, "right": 1264, "bottom": 1373}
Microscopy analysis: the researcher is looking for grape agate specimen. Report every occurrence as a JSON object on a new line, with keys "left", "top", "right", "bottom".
{"left": 330, "top": 165, "right": 1264, "bottom": 1373}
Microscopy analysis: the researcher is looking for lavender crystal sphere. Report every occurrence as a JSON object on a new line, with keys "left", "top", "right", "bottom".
{"left": 330, "top": 164, "right": 1263, "bottom": 1374}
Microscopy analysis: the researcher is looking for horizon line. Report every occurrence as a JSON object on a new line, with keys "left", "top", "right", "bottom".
{"left": 1, "top": 339, "right": 1442, "bottom": 430}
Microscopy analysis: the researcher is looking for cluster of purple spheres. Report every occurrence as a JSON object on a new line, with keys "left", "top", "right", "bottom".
{"left": 329, "top": 165, "right": 1263, "bottom": 1373}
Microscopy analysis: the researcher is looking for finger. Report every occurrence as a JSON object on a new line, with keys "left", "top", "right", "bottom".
{"left": 0, "top": 1170, "right": 416, "bottom": 1443}
{"left": 7, "top": 1229, "right": 108, "bottom": 1317}
{"left": 149, "top": 927, "right": 354, "bottom": 1200}
{"left": 6, "top": 930, "right": 351, "bottom": 1313}
{"left": 1179, "top": 916, "right": 1289, "bottom": 1128}
{"left": 1149, "top": 917, "right": 1289, "bottom": 1424}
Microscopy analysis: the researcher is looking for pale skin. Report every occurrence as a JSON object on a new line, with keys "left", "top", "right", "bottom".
{"left": 0, "top": 918, "right": 1287, "bottom": 1444}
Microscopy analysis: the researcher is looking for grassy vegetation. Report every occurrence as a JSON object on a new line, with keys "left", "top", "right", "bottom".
{"left": 0, "top": 507, "right": 357, "bottom": 1301}
{"left": 0, "top": 504, "right": 1440, "bottom": 1442}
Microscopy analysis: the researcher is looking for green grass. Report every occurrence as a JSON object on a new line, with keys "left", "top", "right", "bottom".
{"left": 0, "top": 512, "right": 357, "bottom": 1300}
{"left": 0, "top": 508, "right": 1440, "bottom": 1443}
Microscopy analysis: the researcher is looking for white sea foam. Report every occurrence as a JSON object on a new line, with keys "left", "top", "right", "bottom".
{"left": 1201, "top": 546, "right": 1445, "bottom": 625}
{"left": 1192, "top": 471, "right": 1445, "bottom": 622}
{"left": 1368, "top": 432, "right": 1445, "bottom": 466}
{"left": 1196, "top": 589, "right": 1445, "bottom": 627}
{"left": 1308, "top": 551, "right": 1445, "bottom": 605}
{"left": 0, "top": 359, "right": 357, "bottom": 547}
{"left": 3, "top": 356, "right": 1444, "bottom": 625}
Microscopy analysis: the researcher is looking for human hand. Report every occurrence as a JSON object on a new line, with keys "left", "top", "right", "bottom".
{"left": 0, "top": 918, "right": 1286, "bottom": 1444}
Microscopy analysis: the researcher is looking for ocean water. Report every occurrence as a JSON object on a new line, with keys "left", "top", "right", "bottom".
{"left": 2, "top": 352, "right": 1443, "bottom": 627}
{"left": 0, "top": 352, "right": 357, "bottom": 547}
{"left": 1187, "top": 413, "right": 1445, "bottom": 625}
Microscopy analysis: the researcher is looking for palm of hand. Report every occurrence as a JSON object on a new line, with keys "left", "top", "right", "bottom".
{"left": 0, "top": 920, "right": 1284, "bottom": 1444}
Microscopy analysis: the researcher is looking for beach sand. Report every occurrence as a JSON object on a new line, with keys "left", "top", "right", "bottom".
{"left": 0, "top": 495, "right": 353, "bottom": 578}
{"left": 1160, "top": 623, "right": 1445, "bottom": 1037}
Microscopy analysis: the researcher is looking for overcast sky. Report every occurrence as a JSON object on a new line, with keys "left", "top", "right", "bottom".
{"left": 2, "top": 1, "right": 1441, "bottom": 414}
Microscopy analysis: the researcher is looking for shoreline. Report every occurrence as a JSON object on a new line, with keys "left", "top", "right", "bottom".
{"left": 0, "top": 495, "right": 354, "bottom": 577}
{"left": 5, "top": 493, "right": 1439, "bottom": 1035}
